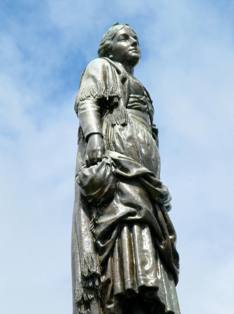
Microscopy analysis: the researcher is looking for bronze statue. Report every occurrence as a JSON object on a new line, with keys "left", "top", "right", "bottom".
{"left": 72, "top": 23, "right": 180, "bottom": 314}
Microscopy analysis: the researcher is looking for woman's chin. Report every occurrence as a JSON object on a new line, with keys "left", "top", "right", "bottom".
{"left": 127, "top": 54, "right": 140, "bottom": 67}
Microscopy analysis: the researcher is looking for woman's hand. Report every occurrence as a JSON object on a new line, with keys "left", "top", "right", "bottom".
{"left": 86, "top": 133, "right": 105, "bottom": 166}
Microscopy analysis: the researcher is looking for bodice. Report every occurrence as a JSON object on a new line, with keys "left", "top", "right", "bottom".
{"left": 127, "top": 74, "right": 154, "bottom": 127}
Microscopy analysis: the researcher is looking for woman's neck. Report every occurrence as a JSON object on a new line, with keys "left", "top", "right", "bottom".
{"left": 122, "top": 62, "right": 134, "bottom": 74}
{"left": 107, "top": 57, "right": 135, "bottom": 75}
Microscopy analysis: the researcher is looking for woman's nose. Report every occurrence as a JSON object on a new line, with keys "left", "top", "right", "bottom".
{"left": 131, "top": 37, "right": 138, "bottom": 46}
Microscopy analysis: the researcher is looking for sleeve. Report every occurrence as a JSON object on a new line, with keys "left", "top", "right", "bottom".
{"left": 74, "top": 58, "right": 119, "bottom": 141}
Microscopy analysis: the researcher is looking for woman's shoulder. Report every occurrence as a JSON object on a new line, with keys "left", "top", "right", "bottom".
{"left": 84, "top": 57, "right": 113, "bottom": 74}
{"left": 84, "top": 57, "right": 124, "bottom": 77}
{"left": 78, "top": 58, "right": 112, "bottom": 88}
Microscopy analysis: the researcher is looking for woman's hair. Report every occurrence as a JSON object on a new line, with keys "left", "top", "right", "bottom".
{"left": 98, "top": 23, "right": 137, "bottom": 58}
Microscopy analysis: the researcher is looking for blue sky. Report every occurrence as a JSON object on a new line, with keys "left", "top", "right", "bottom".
{"left": 1, "top": 0, "right": 234, "bottom": 313}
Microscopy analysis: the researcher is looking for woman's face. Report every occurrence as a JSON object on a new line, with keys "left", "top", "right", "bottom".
{"left": 110, "top": 27, "right": 140, "bottom": 66}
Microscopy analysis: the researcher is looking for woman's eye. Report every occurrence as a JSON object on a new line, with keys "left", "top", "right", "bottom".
{"left": 118, "top": 34, "right": 129, "bottom": 41}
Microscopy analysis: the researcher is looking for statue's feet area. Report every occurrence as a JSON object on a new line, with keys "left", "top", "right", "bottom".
{"left": 119, "top": 295, "right": 165, "bottom": 314}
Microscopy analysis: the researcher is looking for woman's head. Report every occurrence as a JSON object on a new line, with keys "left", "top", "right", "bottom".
{"left": 98, "top": 23, "right": 140, "bottom": 66}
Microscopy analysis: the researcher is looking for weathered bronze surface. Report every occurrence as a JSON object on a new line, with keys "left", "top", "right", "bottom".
{"left": 72, "top": 24, "right": 180, "bottom": 314}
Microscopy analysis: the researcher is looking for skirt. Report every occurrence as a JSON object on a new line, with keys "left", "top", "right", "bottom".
{"left": 96, "top": 111, "right": 180, "bottom": 313}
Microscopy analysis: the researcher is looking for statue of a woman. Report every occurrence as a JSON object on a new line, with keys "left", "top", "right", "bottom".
{"left": 72, "top": 24, "right": 180, "bottom": 314}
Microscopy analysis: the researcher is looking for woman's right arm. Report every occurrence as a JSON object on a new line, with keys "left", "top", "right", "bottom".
{"left": 75, "top": 59, "right": 108, "bottom": 165}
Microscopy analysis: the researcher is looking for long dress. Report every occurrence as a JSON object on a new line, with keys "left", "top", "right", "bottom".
{"left": 72, "top": 58, "right": 180, "bottom": 314}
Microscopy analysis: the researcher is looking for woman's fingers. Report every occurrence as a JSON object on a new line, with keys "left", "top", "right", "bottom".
{"left": 87, "top": 148, "right": 103, "bottom": 165}
{"left": 96, "top": 148, "right": 103, "bottom": 161}
{"left": 85, "top": 134, "right": 105, "bottom": 166}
